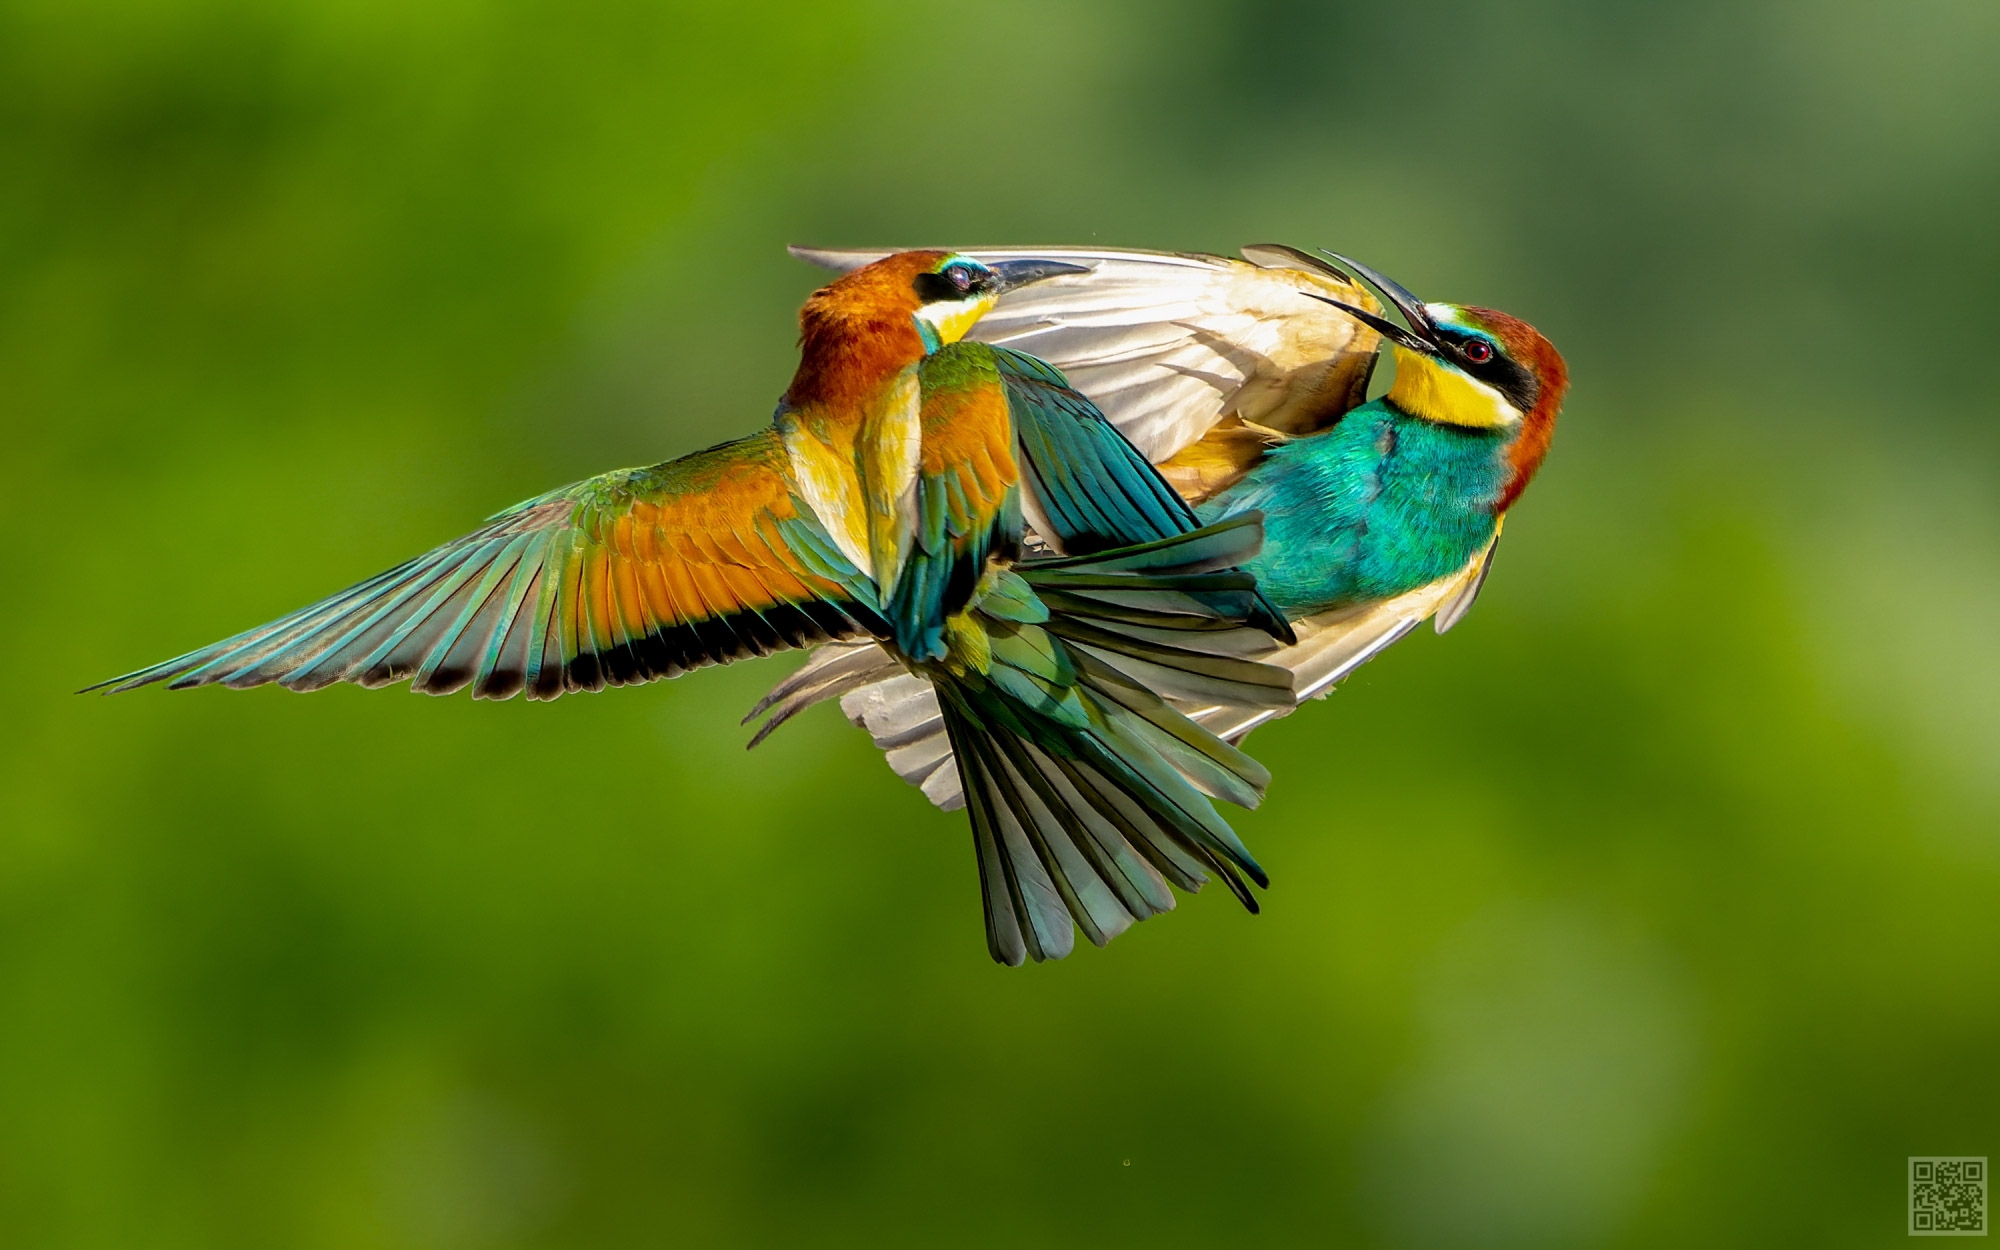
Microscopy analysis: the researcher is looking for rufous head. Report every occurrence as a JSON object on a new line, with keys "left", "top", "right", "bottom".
{"left": 798, "top": 250, "right": 1087, "bottom": 353}
{"left": 1306, "top": 253, "right": 1569, "bottom": 510}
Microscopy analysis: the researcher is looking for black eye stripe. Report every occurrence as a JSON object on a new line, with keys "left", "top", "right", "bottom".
{"left": 912, "top": 264, "right": 990, "bottom": 303}
{"left": 1437, "top": 330, "right": 1536, "bottom": 410}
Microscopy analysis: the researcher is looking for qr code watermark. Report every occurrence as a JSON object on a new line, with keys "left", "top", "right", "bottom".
{"left": 1911, "top": 1157, "right": 1987, "bottom": 1236}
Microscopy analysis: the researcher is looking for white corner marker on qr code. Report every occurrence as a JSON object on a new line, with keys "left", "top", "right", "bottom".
{"left": 1911, "top": 1157, "right": 1987, "bottom": 1237}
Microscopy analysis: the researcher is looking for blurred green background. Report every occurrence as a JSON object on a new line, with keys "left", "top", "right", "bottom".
{"left": 5, "top": 0, "right": 1998, "bottom": 1245}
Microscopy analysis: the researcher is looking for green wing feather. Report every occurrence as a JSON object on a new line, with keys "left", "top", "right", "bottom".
{"left": 992, "top": 345, "right": 1198, "bottom": 553}
{"left": 991, "top": 345, "right": 1295, "bottom": 645}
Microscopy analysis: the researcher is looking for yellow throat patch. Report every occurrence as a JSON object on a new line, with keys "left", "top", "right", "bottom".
{"left": 916, "top": 293, "right": 998, "bottom": 348}
{"left": 1386, "top": 346, "right": 1521, "bottom": 429}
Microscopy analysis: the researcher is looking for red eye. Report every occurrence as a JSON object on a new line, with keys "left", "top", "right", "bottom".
{"left": 948, "top": 266, "right": 972, "bottom": 290}
{"left": 1463, "top": 340, "right": 1493, "bottom": 364}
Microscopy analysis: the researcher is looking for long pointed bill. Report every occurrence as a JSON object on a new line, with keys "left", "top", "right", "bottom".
{"left": 1310, "top": 251, "right": 1445, "bottom": 357}
{"left": 1302, "top": 293, "right": 1438, "bottom": 355}
{"left": 987, "top": 258, "right": 1091, "bottom": 293}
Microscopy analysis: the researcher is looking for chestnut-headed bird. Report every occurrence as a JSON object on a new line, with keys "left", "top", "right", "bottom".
{"left": 775, "top": 245, "right": 1567, "bottom": 780}
{"left": 90, "top": 250, "right": 1300, "bottom": 966}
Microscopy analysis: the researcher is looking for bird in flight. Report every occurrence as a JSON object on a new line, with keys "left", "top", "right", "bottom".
{"left": 89, "top": 250, "right": 1301, "bottom": 966}
{"left": 766, "top": 245, "right": 1569, "bottom": 798}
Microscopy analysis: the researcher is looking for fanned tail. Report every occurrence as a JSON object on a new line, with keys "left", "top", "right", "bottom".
{"left": 916, "top": 514, "right": 1293, "bottom": 965}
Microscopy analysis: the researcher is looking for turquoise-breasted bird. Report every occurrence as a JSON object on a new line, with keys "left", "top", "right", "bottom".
{"left": 769, "top": 244, "right": 1567, "bottom": 779}
{"left": 90, "top": 249, "right": 1300, "bottom": 966}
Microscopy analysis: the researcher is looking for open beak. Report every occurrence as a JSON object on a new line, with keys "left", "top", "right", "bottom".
{"left": 987, "top": 258, "right": 1091, "bottom": 294}
{"left": 1303, "top": 251, "right": 1444, "bottom": 357}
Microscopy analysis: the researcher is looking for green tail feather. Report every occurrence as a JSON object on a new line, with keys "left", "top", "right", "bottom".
{"left": 924, "top": 516, "right": 1292, "bottom": 966}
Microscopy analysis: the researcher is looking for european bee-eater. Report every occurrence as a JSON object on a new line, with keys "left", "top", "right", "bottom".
{"left": 91, "top": 250, "right": 1299, "bottom": 966}
{"left": 776, "top": 244, "right": 1567, "bottom": 779}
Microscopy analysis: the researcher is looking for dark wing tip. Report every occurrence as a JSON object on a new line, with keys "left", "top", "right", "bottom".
{"left": 1240, "top": 242, "right": 1354, "bottom": 283}
{"left": 1211, "top": 856, "right": 1264, "bottom": 911}
{"left": 787, "top": 245, "right": 885, "bottom": 273}
{"left": 78, "top": 666, "right": 170, "bottom": 695}
{"left": 1250, "top": 596, "right": 1299, "bottom": 647}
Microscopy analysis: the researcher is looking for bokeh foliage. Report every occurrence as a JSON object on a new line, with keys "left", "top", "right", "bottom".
{"left": 5, "top": 1, "right": 1998, "bottom": 1246}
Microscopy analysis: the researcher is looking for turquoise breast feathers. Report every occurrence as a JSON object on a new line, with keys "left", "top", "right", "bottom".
{"left": 1198, "top": 399, "right": 1509, "bottom": 618}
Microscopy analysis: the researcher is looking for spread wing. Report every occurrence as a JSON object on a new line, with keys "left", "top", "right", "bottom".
{"left": 790, "top": 243, "right": 1383, "bottom": 466}
{"left": 773, "top": 533, "right": 1499, "bottom": 810}
{"left": 92, "top": 430, "right": 887, "bottom": 701}
{"left": 753, "top": 525, "right": 1499, "bottom": 808}
{"left": 1187, "top": 533, "right": 1500, "bottom": 744}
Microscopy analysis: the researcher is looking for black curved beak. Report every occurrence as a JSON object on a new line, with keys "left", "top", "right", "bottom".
{"left": 1303, "top": 251, "right": 1444, "bottom": 357}
{"left": 987, "top": 258, "right": 1091, "bottom": 294}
